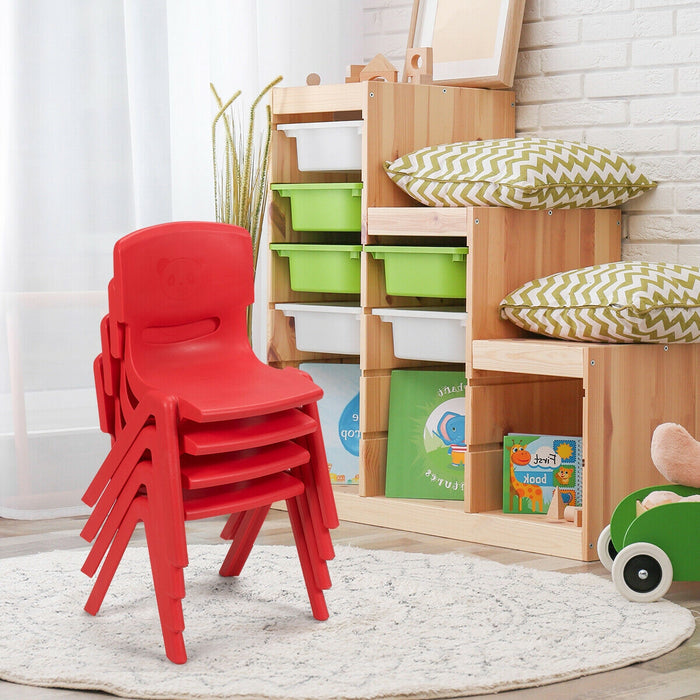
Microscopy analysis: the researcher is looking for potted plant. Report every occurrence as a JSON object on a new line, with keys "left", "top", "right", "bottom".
{"left": 211, "top": 75, "right": 283, "bottom": 340}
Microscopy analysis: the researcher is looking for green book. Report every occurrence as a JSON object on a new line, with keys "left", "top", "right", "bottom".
{"left": 385, "top": 370, "right": 466, "bottom": 500}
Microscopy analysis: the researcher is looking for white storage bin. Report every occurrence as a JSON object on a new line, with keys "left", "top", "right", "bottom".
{"left": 276, "top": 120, "right": 363, "bottom": 171}
{"left": 276, "top": 303, "right": 361, "bottom": 355}
{"left": 372, "top": 307, "right": 467, "bottom": 363}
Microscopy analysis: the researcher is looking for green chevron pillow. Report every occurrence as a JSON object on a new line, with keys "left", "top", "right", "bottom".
{"left": 499, "top": 262, "right": 700, "bottom": 343}
{"left": 384, "top": 138, "right": 656, "bottom": 209}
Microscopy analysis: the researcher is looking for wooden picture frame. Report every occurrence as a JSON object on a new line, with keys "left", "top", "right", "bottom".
{"left": 405, "top": 0, "right": 526, "bottom": 88}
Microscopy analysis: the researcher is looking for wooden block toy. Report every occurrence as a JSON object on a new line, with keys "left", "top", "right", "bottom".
{"left": 359, "top": 54, "right": 398, "bottom": 83}
{"left": 564, "top": 505, "right": 583, "bottom": 527}
{"left": 345, "top": 64, "right": 364, "bottom": 83}
{"left": 306, "top": 73, "right": 321, "bottom": 86}
{"left": 546, "top": 487, "right": 567, "bottom": 521}
{"left": 404, "top": 47, "right": 433, "bottom": 84}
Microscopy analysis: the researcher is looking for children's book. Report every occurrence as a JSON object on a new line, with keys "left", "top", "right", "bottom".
{"left": 385, "top": 370, "right": 466, "bottom": 500}
{"left": 502, "top": 433, "right": 583, "bottom": 515}
{"left": 300, "top": 363, "right": 360, "bottom": 485}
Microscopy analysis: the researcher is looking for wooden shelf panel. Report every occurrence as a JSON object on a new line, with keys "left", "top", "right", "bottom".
{"left": 472, "top": 339, "right": 589, "bottom": 378}
{"left": 331, "top": 487, "right": 589, "bottom": 561}
{"left": 367, "top": 207, "right": 471, "bottom": 239}
{"left": 271, "top": 83, "right": 365, "bottom": 116}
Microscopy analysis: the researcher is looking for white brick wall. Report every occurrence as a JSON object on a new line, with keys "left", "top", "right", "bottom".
{"left": 363, "top": 0, "right": 700, "bottom": 263}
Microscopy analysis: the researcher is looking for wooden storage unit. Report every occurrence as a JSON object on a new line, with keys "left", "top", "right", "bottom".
{"left": 267, "top": 82, "right": 700, "bottom": 561}
{"left": 357, "top": 208, "right": 700, "bottom": 560}
{"left": 357, "top": 206, "right": 623, "bottom": 562}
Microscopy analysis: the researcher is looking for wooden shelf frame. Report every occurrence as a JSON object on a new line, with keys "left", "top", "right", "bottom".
{"left": 265, "top": 82, "right": 700, "bottom": 562}
{"left": 331, "top": 486, "right": 584, "bottom": 560}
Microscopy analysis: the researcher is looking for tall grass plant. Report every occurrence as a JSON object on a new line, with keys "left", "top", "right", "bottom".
{"left": 211, "top": 76, "right": 283, "bottom": 339}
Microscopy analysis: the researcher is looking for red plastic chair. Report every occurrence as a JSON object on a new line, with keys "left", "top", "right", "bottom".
{"left": 109, "top": 222, "right": 336, "bottom": 530}
{"left": 85, "top": 466, "right": 317, "bottom": 664}
{"left": 82, "top": 222, "right": 338, "bottom": 663}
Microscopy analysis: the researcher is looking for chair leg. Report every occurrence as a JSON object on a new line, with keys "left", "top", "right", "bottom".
{"left": 220, "top": 511, "right": 246, "bottom": 540}
{"left": 84, "top": 498, "right": 186, "bottom": 623}
{"left": 161, "top": 626, "right": 188, "bottom": 665}
{"left": 83, "top": 398, "right": 156, "bottom": 506}
{"left": 80, "top": 428, "right": 155, "bottom": 543}
{"left": 152, "top": 396, "right": 189, "bottom": 569}
{"left": 81, "top": 467, "right": 146, "bottom": 578}
{"left": 294, "top": 492, "right": 332, "bottom": 590}
{"left": 286, "top": 496, "right": 328, "bottom": 621}
{"left": 83, "top": 392, "right": 189, "bottom": 575}
{"left": 219, "top": 505, "right": 271, "bottom": 577}
{"left": 143, "top": 515, "right": 187, "bottom": 664}
{"left": 82, "top": 474, "right": 186, "bottom": 600}
{"left": 300, "top": 402, "right": 339, "bottom": 531}
{"left": 293, "top": 458, "right": 335, "bottom": 561}
{"left": 84, "top": 505, "right": 140, "bottom": 616}
{"left": 84, "top": 498, "right": 188, "bottom": 664}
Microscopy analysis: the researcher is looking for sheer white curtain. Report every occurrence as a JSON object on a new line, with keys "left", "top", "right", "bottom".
{"left": 0, "top": 0, "right": 363, "bottom": 519}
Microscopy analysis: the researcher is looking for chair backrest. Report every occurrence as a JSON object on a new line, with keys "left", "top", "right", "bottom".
{"left": 112, "top": 222, "right": 254, "bottom": 346}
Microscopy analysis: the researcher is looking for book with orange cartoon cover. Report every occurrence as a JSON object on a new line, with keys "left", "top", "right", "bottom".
{"left": 502, "top": 434, "right": 583, "bottom": 515}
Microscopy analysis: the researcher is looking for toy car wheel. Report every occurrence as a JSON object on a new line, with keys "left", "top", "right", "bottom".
{"left": 597, "top": 524, "right": 617, "bottom": 571}
{"left": 611, "top": 542, "right": 673, "bottom": 603}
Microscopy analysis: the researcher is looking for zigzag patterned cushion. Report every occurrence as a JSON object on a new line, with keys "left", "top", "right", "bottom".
{"left": 384, "top": 138, "right": 656, "bottom": 209}
{"left": 499, "top": 262, "right": 700, "bottom": 343}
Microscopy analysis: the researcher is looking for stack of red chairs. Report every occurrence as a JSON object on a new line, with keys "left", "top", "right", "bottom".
{"left": 80, "top": 221, "right": 338, "bottom": 663}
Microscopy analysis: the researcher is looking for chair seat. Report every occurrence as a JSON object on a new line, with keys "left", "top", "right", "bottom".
{"left": 182, "top": 472, "right": 304, "bottom": 520}
{"left": 129, "top": 358, "right": 323, "bottom": 422}
{"left": 180, "top": 441, "right": 310, "bottom": 489}
{"left": 181, "top": 408, "right": 318, "bottom": 455}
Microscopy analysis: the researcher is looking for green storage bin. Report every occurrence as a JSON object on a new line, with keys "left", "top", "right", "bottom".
{"left": 366, "top": 246, "right": 469, "bottom": 298}
{"left": 270, "top": 244, "right": 362, "bottom": 294}
{"left": 271, "top": 183, "right": 362, "bottom": 232}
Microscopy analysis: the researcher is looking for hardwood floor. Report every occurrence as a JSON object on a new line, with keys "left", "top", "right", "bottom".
{"left": 0, "top": 511, "right": 698, "bottom": 699}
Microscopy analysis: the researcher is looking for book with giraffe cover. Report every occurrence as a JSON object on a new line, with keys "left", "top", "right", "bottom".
{"left": 502, "top": 434, "right": 583, "bottom": 515}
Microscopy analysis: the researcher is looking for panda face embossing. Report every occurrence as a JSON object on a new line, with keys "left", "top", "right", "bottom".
{"left": 157, "top": 257, "right": 204, "bottom": 300}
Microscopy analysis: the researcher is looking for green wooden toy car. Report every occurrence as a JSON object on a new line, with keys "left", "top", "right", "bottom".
{"left": 597, "top": 484, "right": 700, "bottom": 602}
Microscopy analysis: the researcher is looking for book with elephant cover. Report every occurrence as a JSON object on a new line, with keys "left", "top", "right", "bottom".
{"left": 385, "top": 370, "right": 465, "bottom": 500}
{"left": 502, "top": 433, "right": 583, "bottom": 515}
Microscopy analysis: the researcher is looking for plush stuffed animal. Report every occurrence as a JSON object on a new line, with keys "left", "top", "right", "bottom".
{"left": 650, "top": 422, "right": 700, "bottom": 488}
{"left": 638, "top": 422, "right": 700, "bottom": 512}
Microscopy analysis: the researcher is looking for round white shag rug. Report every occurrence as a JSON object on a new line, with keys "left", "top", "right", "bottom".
{"left": 0, "top": 544, "right": 694, "bottom": 700}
